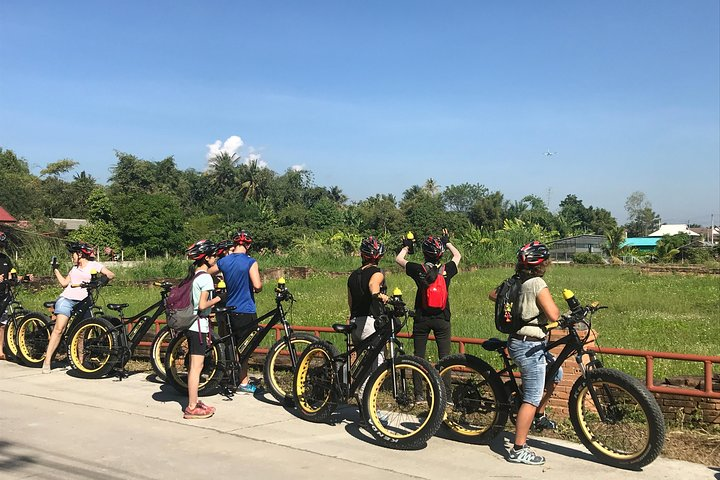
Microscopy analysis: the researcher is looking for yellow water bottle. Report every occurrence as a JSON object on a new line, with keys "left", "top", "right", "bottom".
{"left": 563, "top": 289, "right": 583, "bottom": 315}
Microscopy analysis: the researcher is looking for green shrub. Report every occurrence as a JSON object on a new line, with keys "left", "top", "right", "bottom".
{"left": 572, "top": 252, "right": 605, "bottom": 264}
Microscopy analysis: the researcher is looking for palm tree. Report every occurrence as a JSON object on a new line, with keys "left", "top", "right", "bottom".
{"left": 239, "top": 158, "right": 262, "bottom": 201}
{"left": 423, "top": 178, "right": 440, "bottom": 196}
{"left": 603, "top": 226, "right": 627, "bottom": 261}
{"left": 207, "top": 152, "right": 240, "bottom": 192}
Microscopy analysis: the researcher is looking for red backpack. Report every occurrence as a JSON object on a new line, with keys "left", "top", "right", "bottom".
{"left": 421, "top": 263, "right": 447, "bottom": 311}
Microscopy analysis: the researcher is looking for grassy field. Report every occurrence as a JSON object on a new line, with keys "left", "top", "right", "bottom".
{"left": 14, "top": 264, "right": 719, "bottom": 379}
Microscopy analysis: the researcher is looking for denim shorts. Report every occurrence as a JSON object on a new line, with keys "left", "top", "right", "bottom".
{"left": 508, "top": 337, "right": 563, "bottom": 407}
{"left": 54, "top": 297, "right": 80, "bottom": 318}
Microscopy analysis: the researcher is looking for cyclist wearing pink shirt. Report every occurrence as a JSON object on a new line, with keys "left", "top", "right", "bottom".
{"left": 42, "top": 242, "right": 115, "bottom": 373}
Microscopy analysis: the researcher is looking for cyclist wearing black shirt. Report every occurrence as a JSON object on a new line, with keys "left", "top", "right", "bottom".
{"left": 0, "top": 231, "right": 14, "bottom": 360}
{"left": 347, "top": 237, "right": 388, "bottom": 373}
{"left": 395, "top": 228, "right": 461, "bottom": 366}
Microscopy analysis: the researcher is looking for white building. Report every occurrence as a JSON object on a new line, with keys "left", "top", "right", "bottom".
{"left": 648, "top": 224, "right": 700, "bottom": 237}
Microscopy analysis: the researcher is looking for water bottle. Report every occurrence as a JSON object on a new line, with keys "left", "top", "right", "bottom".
{"left": 50, "top": 256, "right": 58, "bottom": 274}
{"left": 404, "top": 232, "right": 415, "bottom": 255}
{"left": 563, "top": 289, "right": 583, "bottom": 315}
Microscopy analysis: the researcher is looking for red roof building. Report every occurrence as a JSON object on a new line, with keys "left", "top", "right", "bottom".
{"left": 0, "top": 205, "right": 17, "bottom": 223}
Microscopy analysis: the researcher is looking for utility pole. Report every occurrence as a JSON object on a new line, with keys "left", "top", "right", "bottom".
{"left": 712, "top": 214, "right": 715, "bottom": 244}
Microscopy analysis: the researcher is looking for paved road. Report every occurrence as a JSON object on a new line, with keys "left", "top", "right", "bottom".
{"left": 0, "top": 361, "right": 716, "bottom": 480}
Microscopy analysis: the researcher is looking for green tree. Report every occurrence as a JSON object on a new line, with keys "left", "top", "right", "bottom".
{"left": 113, "top": 193, "right": 186, "bottom": 255}
{"left": 468, "top": 191, "right": 505, "bottom": 230}
{"left": 587, "top": 207, "right": 617, "bottom": 235}
{"left": 40, "top": 159, "right": 79, "bottom": 178}
{"left": 558, "top": 194, "right": 590, "bottom": 230}
{"left": 602, "top": 226, "right": 627, "bottom": 260}
{"left": 309, "top": 197, "right": 343, "bottom": 230}
{"left": 68, "top": 220, "right": 121, "bottom": 252}
{"left": 441, "top": 183, "right": 488, "bottom": 213}
{"left": 109, "top": 151, "right": 157, "bottom": 195}
{"left": 0, "top": 148, "right": 41, "bottom": 218}
{"left": 86, "top": 188, "right": 114, "bottom": 223}
{"left": 624, "top": 191, "right": 660, "bottom": 237}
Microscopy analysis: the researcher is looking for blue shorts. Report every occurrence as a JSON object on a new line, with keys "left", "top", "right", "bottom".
{"left": 54, "top": 297, "right": 80, "bottom": 318}
{"left": 508, "top": 338, "right": 563, "bottom": 407}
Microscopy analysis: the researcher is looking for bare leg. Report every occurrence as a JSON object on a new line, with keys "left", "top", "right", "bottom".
{"left": 537, "top": 382, "right": 558, "bottom": 415}
{"left": 43, "top": 314, "right": 70, "bottom": 370}
{"left": 514, "top": 402, "right": 538, "bottom": 447}
{"left": 0, "top": 325, "right": 6, "bottom": 359}
{"left": 187, "top": 354, "right": 204, "bottom": 409}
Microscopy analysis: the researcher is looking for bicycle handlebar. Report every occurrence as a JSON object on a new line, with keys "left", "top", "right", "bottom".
{"left": 546, "top": 302, "right": 606, "bottom": 330}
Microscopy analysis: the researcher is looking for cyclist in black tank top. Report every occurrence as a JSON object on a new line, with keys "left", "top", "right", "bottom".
{"left": 347, "top": 237, "right": 388, "bottom": 380}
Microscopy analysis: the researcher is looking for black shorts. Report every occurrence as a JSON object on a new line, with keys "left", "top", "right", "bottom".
{"left": 229, "top": 312, "right": 258, "bottom": 340}
{"left": 184, "top": 330, "right": 210, "bottom": 356}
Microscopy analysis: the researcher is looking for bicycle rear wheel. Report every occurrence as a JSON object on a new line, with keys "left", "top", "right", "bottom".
{"left": 149, "top": 325, "right": 173, "bottom": 381}
{"left": 164, "top": 332, "right": 224, "bottom": 396}
{"left": 293, "top": 340, "right": 340, "bottom": 423}
{"left": 264, "top": 332, "right": 318, "bottom": 404}
{"left": 569, "top": 368, "right": 665, "bottom": 469}
{"left": 363, "top": 355, "right": 446, "bottom": 450}
{"left": 436, "top": 354, "right": 508, "bottom": 443}
{"left": 16, "top": 313, "right": 51, "bottom": 367}
{"left": 3, "top": 314, "right": 24, "bottom": 361}
{"left": 67, "top": 317, "right": 118, "bottom": 378}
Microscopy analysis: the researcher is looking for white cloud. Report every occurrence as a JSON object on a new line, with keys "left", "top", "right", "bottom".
{"left": 291, "top": 164, "right": 305, "bottom": 172}
{"left": 205, "top": 135, "right": 244, "bottom": 160}
{"left": 246, "top": 152, "right": 268, "bottom": 169}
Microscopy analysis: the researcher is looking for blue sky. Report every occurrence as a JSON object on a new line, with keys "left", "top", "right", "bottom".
{"left": 1, "top": 1, "right": 718, "bottom": 225}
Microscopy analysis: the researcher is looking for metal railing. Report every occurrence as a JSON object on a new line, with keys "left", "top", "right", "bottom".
{"left": 140, "top": 320, "right": 719, "bottom": 399}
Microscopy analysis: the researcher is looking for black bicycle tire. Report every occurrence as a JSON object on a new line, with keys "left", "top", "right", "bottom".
{"left": 16, "top": 312, "right": 51, "bottom": 367}
{"left": 363, "top": 355, "right": 447, "bottom": 450}
{"left": 67, "top": 317, "right": 118, "bottom": 378}
{"left": 263, "top": 332, "right": 318, "bottom": 404}
{"left": 3, "top": 311, "right": 29, "bottom": 361}
{"left": 436, "top": 353, "right": 509, "bottom": 443}
{"left": 149, "top": 325, "right": 172, "bottom": 381}
{"left": 292, "top": 340, "right": 340, "bottom": 423}
{"left": 569, "top": 368, "right": 666, "bottom": 469}
{"left": 164, "top": 331, "right": 225, "bottom": 396}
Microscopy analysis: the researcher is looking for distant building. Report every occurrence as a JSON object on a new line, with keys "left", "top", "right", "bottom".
{"left": 549, "top": 234, "right": 606, "bottom": 261}
{"left": 689, "top": 226, "right": 719, "bottom": 244}
{"left": 622, "top": 237, "right": 661, "bottom": 253}
{"left": 649, "top": 224, "right": 700, "bottom": 237}
{"left": 0, "top": 205, "right": 17, "bottom": 224}
{"left": 51, "top": 218, "right": 88, "bottom": 232}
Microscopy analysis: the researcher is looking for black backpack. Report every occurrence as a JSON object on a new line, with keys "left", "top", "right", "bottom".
{"left": 493, "top": 274, "right": 534, "bottom": 334}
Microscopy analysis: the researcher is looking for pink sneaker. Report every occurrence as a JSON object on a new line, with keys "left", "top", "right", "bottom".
{"left": 183, "top": 403, "right": 214, "bottom": 419}
{"left": 197, "top": 401, "right": 216, "bottom": 414}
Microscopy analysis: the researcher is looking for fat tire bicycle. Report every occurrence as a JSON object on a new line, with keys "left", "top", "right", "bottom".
{"left": 1, "top": 273, "right": 43, "bottom": 362}
{"left": 164, "top": 279, "right": 317, "bottom": 402}
{"left": 67, "top": 281, "right": 174, "bottom": 379}
{"left": 436, "top": 297, "right": 665, "bottom": 469}
{"left": 293, "top": 293, "right": 447, "bottom": 450}
{"left": 15, "top": 278, "right": 107, "bottom": 368}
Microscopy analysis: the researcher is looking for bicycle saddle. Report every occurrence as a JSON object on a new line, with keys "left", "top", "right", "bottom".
{"left": 43, "top": 301, "right": 56, "bottom": 309}
{"left": 107, "top": 303, "right": 129, "bottom": 311}
{"left": 482, "top": 337, "right": 507, "bottom": 352}
{"left": 332, "top": 323, "right": 357, "bottom": 335}
{"left": 214, "top": 306, "right": 236, "bottom": 314}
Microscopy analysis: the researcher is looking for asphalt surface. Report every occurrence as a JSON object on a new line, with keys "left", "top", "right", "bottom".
{"left": 0, "top": 360, "right": 716, "bottom": 480}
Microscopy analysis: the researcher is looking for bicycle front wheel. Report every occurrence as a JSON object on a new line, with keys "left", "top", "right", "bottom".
{"left": 149, "top": 325, "right": 173, "bottom": 381}
{"left": 293, "top": 340, "right": 340, "bottom": 423}
{"left": 363, "top": 355, "right": 447, "bottom": 450}
{"left": 264, "top": 332, "right": 318, "bottom": 404}
{"left": 16, "top": 313, "right": 51, "bottom": 367}
{"left": 436, "top": 354, "right": 508, "bottom": 443}
{"left": 569, "top": 368, "right": 665, "bottom": 469}
{"left": 3, "top": 313, "right": 24, "bottom": 360}
{"left": 67, "top": 317, "right": 118, "bottom": 378}
{"left": 164, "top": 332, "right": 224, "bottom": 396}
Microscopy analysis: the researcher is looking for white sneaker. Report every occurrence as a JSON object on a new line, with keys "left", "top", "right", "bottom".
{"left": 507, "top": 445, "right": 545, "bottom": 465}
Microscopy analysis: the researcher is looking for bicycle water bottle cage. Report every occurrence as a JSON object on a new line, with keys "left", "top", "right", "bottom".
{"left": 332, "top": 323, "right": 357, "bottom": 335}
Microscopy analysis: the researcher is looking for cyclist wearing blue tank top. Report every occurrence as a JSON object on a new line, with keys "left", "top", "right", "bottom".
{"left": 208, "top": 229, "right": 262, "bottom": 394}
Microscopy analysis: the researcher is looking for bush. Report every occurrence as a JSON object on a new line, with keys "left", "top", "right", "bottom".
{"left": 572, "top": 252, "right": 605, "bottom": 264}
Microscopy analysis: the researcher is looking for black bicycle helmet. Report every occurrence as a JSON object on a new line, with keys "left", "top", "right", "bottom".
{"left": 67, "top": 241, "right": 94, "bottom": 258}
{"left": 0, "top": 231, "right": 6, "bottom": 246}
{"left": 517, "top": 241, "right": 550, "bottom": 266}
{"left": 232, "top": 229, "right": 253, "bottom": 248}
{"left": 422, "top": 235, "right": 445, "bottom": 262}
{"left": 360, "top": 236, "right": 385, "bottom": 263}
{"left": 214, "top": 239, "right": 234, "bottom": 257}
{"left": 186, "top": 240, "right": 216, "bottom": 261}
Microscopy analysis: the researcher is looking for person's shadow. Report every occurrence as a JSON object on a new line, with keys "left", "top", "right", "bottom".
{"left": 151, "top": 383, "right": 186, "bottom": 412}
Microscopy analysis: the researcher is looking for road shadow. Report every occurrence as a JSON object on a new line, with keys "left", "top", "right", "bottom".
{"left": 151, "top": 383, "right": 186, "bottom": 411}
{"left": 710, "top": 466, "right": 719, "bottom": 479}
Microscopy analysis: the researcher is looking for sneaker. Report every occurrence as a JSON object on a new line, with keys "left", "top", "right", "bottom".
{"left": 507, "top": 445, "right": 545, "bottom": 465}
{"left": 532, "top": 414, "right": 557, "bottom": 431}
{"left": 183, "top": 404, "right": 214, "bottom": 419}
{"left": 237, "top": 383, "right": 258, "bottom": 394}
{"left": 196, "top": 401, "right": 216, "bottom": 414}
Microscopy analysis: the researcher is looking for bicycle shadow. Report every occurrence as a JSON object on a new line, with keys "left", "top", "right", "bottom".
{"left": 486, "top": 431, "right": 612, "bottom": 468}
{"left": 710, "top": 466, "right": 719, "bottom": 479}
{"left": 151, "top": 383, "right": 187, "bottom": 411}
